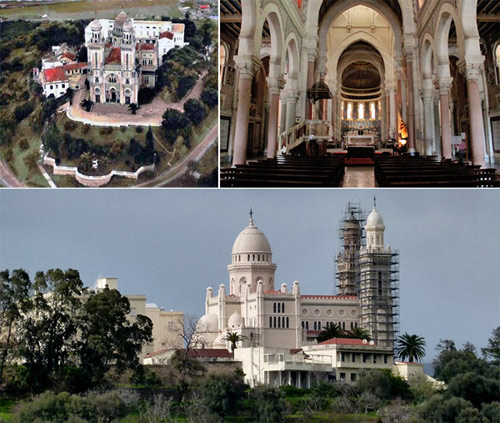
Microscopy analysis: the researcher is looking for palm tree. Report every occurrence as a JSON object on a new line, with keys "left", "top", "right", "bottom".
{"left": 222, "top": 332, "right": 248, "bottom": 352}
{"left": 395, "top": 333, "right": 426, "bottom": 362}
{"left": 347, "top": 326, "right": 371, "bottom": 341}
{"left": 317, "top": 323, "right": 347, "bottom": 343}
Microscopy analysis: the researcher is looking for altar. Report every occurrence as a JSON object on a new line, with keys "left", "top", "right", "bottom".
{"left": 344, "top": 134, "right": 376, "bottom": 147}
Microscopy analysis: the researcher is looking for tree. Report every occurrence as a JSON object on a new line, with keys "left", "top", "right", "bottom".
{"left": 14, "top": 102, "right": 34, "bottom": 122}
{"left": 161, "top": 109, "right": 191, "bottom": 144}
{"left": 184, "top": 99, "right": 206, "bottom": 126}
{"left": 250, "top": 386, "right": 286, "bottom": 423}
{"left": 42, "top": 122, "right": 62, "bottom": 156}
{"left": 395, "top": 333, "right": 426, "bottom": 362}
{"left": 199, "top": 373, "right": 246, "bottom": 419}
{"left": 80, "top": 98, "right": 92, "bottom": 112}
{"left": 378, "top": 398, "right": 414, "bottom": 423}
{"left": 0, "top": 270, "right": 31, "bottom": 383}
{"left": 482, "top": 326, "right": 500, "bottom": 364}
{"left": 356, "top": 369, "right": 412, "bottom": 402}
{"left": 77, "top": 287, "right": 153, "bottom": 390}
{"left": 201, "top": 88, "right": 217, "bottom": 109}
{"left": 317, "top": 322, "right": 346, "bottom": 343}
{"left": 129, "top": 103, "right": 138, "bottom": 115}
{"left": 447, "top": 371, "right": 500, "bottom": 408}
{"left": 347, "top": 326, "right": 371, "bottom": 340}
{"left": 221, "top": 331, "right": 247, "bottom": 352}
{"left": 170, "top": 316, "right": 207, "bottom": 400}
{"left": 145, "top": 126, "right": 155, "bottom": 158}
{"left": 23, "top": 150, "right": 40, "bottom": 173}
{"left": 79, "top": 152, "right": 92, "bottom": 171}
{"left": 177, "top": 75, "right": 197, "bottom": 99}
{"left": 16, "top": 269, "right": 85, "bottom": 392}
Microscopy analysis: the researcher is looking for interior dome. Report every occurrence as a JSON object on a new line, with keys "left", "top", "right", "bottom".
{"left": 91, "top": 19, "right": 102, "bottom": 31}
{"left": 232, "top": 217, "right": 272, "bottom": 255}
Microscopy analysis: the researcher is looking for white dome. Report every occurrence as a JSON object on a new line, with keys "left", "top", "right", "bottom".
{"left": 114, "top": 10, "right": 128, "bottom": 28}
{"left": 198, "top": 313, "right": 218, "bottom": 332}
{"left": 123, "top": 18, "right": 133, "bottom": 31}
{"left": 366, "top": 207, "right": 385, "bottom": 229}
{"left": 91, "top": 19, "right": 102, "bottom": 31}
{"left": 232, "top": 217, "right": 272, "bottom": 255}
{"left": 228, "top": 311, "right": 243, "bottom": 328}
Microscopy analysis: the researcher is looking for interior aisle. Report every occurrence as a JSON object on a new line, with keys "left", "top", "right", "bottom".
{"left": 342, "top": 166, "right": 376, "bottom": 188}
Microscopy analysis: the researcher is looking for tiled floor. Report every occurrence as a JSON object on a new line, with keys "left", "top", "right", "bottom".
{"left": 342, "top": 166, "right": 376, "bottom": 187}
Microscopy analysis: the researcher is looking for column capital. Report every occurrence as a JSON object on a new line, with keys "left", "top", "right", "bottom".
{"left": 267, "top": 77, "right": 286, "bottom": 95}
{"left": 404, "top": 47, "right": 417, "bottom": 63}
{"left": 234, "top": 56, "right": 261, "bottom": 80}
{"left": 458, "top": 59, "right": 484, "bottom": 81}
{"left": 438, "top": 77, "right": 453, "bottom": 95}
{"left": 307, "top": 47, "right": 318, "bottom": 63}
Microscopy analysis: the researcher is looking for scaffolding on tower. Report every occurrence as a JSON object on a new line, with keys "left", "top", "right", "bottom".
{"left": 335, "top": 202, "right": 367, "bottom": 296}
{"left": 358, "top": 249, "right": 400, "bottom": 347}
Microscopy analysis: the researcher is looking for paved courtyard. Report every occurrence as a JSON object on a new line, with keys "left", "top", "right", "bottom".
{"left": 68, "top": 71, "right": 207, "bottom": 127}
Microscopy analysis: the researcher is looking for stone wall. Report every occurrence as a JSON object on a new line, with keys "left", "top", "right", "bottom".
{"left": 43, "top": 155, "right": 155, "bottom": 187}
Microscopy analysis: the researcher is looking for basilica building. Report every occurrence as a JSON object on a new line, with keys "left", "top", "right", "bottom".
{"left": 197, "top": 203, "right": 399, "bottom": 352}
{"left": 220, "top": 0, "right": 500, "bottom": 187}
{"left": 85, "top": 11, "right": 186, "bottom": 105}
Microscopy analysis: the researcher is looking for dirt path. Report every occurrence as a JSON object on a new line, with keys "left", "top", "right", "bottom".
{"left": 0, "top": 158, "right": 25, "bottom": 188}
{"left": 138, "top": 123, "right": 217, "bottom": 187}
{"left": 68, "top": 71, "right": 208, "bottom": 127}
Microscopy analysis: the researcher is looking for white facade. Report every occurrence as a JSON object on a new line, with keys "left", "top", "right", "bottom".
{"left": 197, "top": 204, "right": 397, "bottom": 353}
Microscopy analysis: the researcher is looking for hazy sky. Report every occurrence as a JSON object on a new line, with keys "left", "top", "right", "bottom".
{"left": 1, "top": 189, "right": 499, "bottom": 360}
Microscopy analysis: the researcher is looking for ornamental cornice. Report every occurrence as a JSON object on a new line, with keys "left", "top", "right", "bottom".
{"left": 227, "top": 263, "right": 277, "bottom": 272}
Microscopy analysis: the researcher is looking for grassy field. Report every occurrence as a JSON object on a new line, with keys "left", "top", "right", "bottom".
{"left": 0, "top": 0, "right": 183, "bottom": 20}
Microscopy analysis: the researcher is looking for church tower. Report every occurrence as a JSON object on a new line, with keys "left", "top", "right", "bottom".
{"left": 227, "top": 211, "right": 277, "bottom": 296}
{"left": 336, "top": 203, "right": 364, "bottom": 295}
{"left": 88, "top": 18, "right": 104, "bottom": 103}
{"left": 120, "top": 18, "right": 138, "bottom": 105}
{"left": 358, "top": 201, "right": 399, "bottom": 348}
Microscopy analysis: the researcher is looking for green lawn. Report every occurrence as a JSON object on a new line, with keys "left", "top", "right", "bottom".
{"left": 0, "top": 0, "right": 182, "bottom": 20}
{"left": 0, "top": 398, "right": 15, "bottom": 422}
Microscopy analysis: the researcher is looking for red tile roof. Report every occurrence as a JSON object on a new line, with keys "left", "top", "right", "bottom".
{"left": 105, "top": 47, "right": 121, "bottom": 64}
{"left": 302, "top": 295, "right": 357, "bottom": 300}
{"left": 60, "top": 51, "right": 76, "bottom": 61}
{"left": 140, "top": 43, "right": 155, "bottom": 51}
{"left": 62, "top": 62, "right": 87, "bottom": 72}
{"left": 318, "top": 337, "right": 373, "bottom": 346}
{"left": 43, "top": 67, "right": 68, "bottom": 83}
{"left": 159, "top": 30, "right": 174, "bottom": 40}
{"left": 145, "top": 348, "right": 233, "bottom": 359}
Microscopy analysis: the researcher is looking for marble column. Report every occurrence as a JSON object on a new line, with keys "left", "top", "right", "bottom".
{"left": 438, "top": 78, "right": 453, "bottom": 159}
{"left": 405, "top": 52, "right": 416, "bottom": 153}
{"left": 306, "top": 51, "right": 316, "bottom": 120}
{"left": 389, "top": 88, "right": 396, "bottom": 138}
{"left": 422, "top": 78, "right": 435, "bottom": 156}
{"left": 464, "top": 62, "right": 486, "bottom": 167}
{"left": 232, "top": 57, "right": 259, "bottom": 166}
{"left": 286, "top": 91, "right": 299, "bottom": 131}
{"left": 266, "top": 77, "right": 285, "bottom": 159}
{"left": 331, "top": 90, "right": 336, "bottom": 139}
{"left": 280, "top": 94, "right": 287, "bottom": 135}
{"left": 433, "top": 91, "right": 442, "bottom": 156}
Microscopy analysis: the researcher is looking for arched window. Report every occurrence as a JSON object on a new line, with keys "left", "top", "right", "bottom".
{"left": 278, "top": 317, "right": 281, "bottom": 328}
{"left": 273, "top": 303, "right": 276, "bottom": 313}
{"left": 277, "top": 303, "right": 281, "bottom": 313}
{"left": 286, "top": 317, "right": 289, "bottom": 328}
{"left": 282, "top": 302, "right": 285, "bottom": 313}
{"left": 282, "top": 316, "right": 285, "bottom": 328}
{"left": 378, "top": 271, "right": 382, "bottom": 296}
{"left": 274, "top": 316, "right": 277, "bottom": 328}
{"left": 313, "top": 321, "right": 317, "bottom": 331}
{"left": 269, "top": 316, "right": 272, "bottom": 328}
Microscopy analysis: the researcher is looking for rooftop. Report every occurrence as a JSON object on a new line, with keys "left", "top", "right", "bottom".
{"left": 43, "top": 67, "right": 68, "bottom": 83}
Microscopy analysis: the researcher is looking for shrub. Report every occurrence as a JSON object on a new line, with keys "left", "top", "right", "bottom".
{"left": 14, "top": 102, "right": 34, "bottom": 122}
{"left": 135, "top": 126, "right": 144, "bottom": 134}
{"left": 64, "top": 120, "right": 77, "bottom": 131}
{"left": 16, "top": 391, "right": 95, "bottom": 423}
{"left": 82, "top": 124, "right": 91, "bottom": 134}
{"left": 18, "top": 138, "right": 29, "bottom": 150}
{"left": 88, "top": 391, "right": 127, "bottom": 423}
{"left": 199, "top": 373, "right": 246, "bottom": 418}
{"left": 357, "top": 369, "right": 412, "bottom": 402}
{"left": 250, "top": 386, "right": 286, "bottom": 423}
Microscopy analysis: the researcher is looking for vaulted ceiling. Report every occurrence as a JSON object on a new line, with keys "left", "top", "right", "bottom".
{"left": 319, "top": 0, "right": 403, "bottom": 23}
